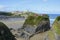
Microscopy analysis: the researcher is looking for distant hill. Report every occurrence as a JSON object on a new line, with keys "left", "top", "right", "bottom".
{"left": 0, "top": 11, "right": 13, "bottom": 16}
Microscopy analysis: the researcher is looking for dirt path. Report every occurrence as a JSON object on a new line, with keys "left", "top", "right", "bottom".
{"left": 30, "top": 31, "right": 48, "bottom": 40}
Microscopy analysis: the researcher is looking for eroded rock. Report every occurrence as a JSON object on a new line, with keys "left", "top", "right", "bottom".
{"left": 0, "top": 22, "right": 16, "bottom": 40}
{"left": 20, "top": 14, "right": 50, "bottom": 39}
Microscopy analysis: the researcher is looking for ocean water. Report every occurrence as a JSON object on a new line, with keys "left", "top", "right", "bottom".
{"left": 50, "top": 19, "right": 55, "bottom": 25}
{"left": 48, "top": 14, "right": 60, "bottom": 25}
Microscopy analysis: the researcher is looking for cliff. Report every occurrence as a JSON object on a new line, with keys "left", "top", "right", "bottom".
{"left": 19, "top": 13, "right": 50, "bottom": 40}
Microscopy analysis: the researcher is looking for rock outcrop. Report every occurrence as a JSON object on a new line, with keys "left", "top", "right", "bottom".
{"left": 20, "top": 14, "right": 50, "bottom": 39}
{"left": 0, "top": 22, "right": 16, "bottom": 40}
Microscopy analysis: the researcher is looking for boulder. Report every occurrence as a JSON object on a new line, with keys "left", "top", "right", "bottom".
{"left": 0, "top": 22, "right": 16, "bottom": 40}
{"left": 20, "top": 14, "right": 50, "bottom": 39}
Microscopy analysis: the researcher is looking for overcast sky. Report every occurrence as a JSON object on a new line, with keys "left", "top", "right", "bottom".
{"left": 0, "top": 0, "right": 60, "bottom": 14}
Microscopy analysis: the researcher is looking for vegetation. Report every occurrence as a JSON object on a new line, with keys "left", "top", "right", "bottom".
{"left": 24, "top": 14, "right": 49, "bottom": 26}
{"left": 56, "top": 16, "right": 60, "bottom": 21}
{"left": 24, "top": 15, "right": 40, "bottom": 25}
{"left": 53, "top": 16, "right": 60, "bottom": 35}
{"left": 0, "top": 12, "right": 13, "bottom": 16}
{"left": 24, "top": 12, "right": 36, "bottom": 15}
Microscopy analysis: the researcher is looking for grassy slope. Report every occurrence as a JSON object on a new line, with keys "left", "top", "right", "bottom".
{"left": 53, "top": 16, "right": 60, "bottom": 35}
{"left": 24, "top": 16, "right": 42, "bottom": 25}
{"left": 24, "top": 13, "right": 49, "bottom": 26}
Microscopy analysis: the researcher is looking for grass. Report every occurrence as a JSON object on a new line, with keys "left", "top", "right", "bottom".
{"left": 53, "top": 16, "right": 60, "bottom": 35}
{"left": 24, "top": 14, "right": 49, "bottom": 26}
{"left": 24, "top": 16, "right": 42, "bottom": 26}
{"left": 53, "top": 22, "right": 60, "bottom": 35}
{"left": 53, "top": 25, "right": 60, "bottom": 35}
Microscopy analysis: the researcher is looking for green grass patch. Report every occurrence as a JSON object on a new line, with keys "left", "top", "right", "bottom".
{"left": 24, "top": 14, "right": 49, "bottom": 26}
{"left": 53, "top": 25, "right": 60, "bottom": 35}
{"left": 24, "top": 16, "right": 42, "bottom": 25}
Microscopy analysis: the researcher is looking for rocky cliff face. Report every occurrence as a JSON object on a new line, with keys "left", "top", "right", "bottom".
{"left": 0, "top": 22, "right": 16, "bottom": 40}
{"left": 20, "top": 14, "right": 50, "bottom": 39}
{"left": 35, "top": 20, "right": 50, "bottom": 33}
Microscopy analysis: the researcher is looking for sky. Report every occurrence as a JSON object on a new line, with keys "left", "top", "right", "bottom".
{"left": 0, "top": 0, "right": 60, "bottom": 14}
